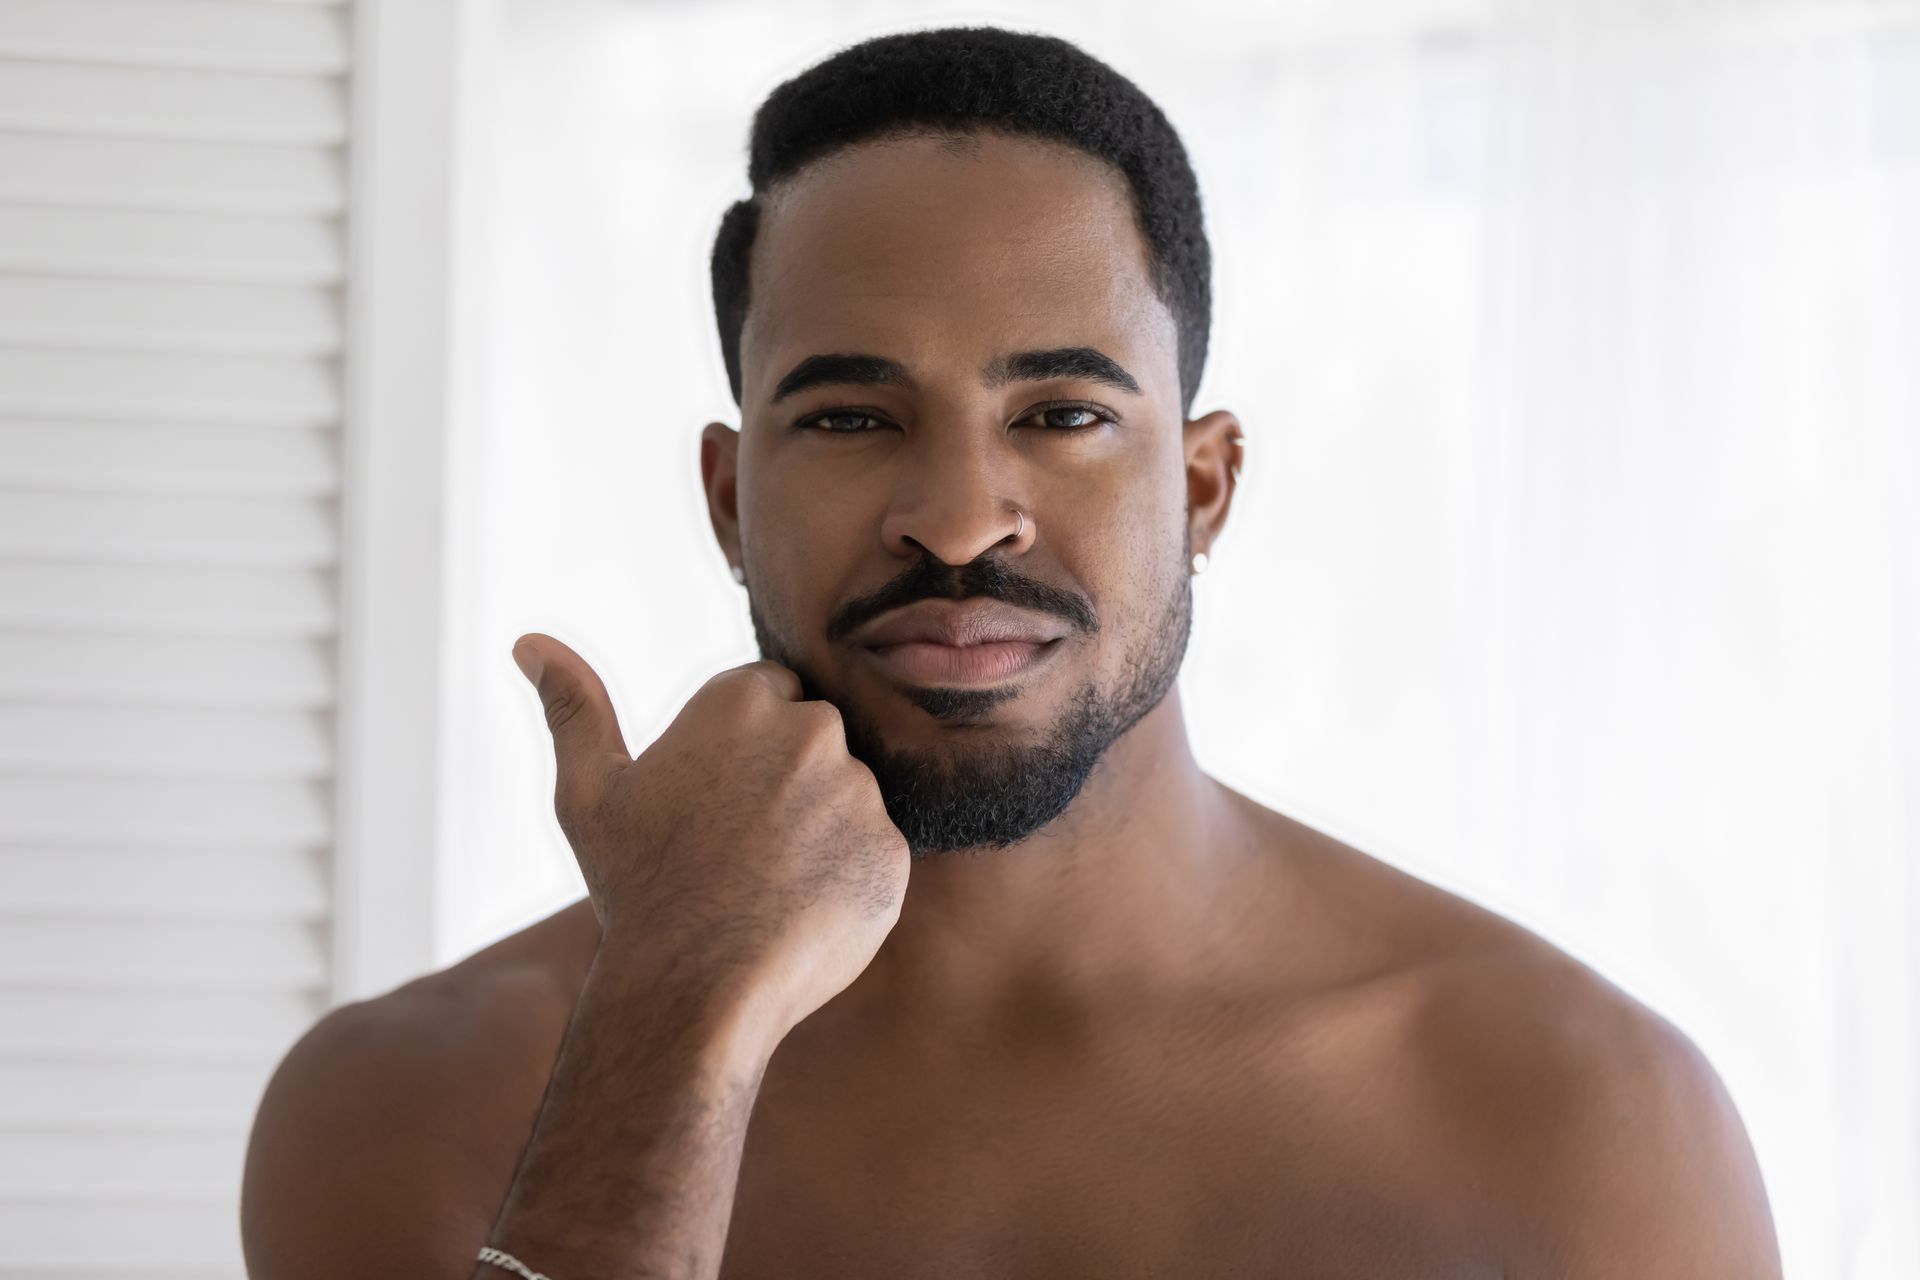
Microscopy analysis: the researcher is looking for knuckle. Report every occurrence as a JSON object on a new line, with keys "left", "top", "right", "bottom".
{"left": 798, "top": 698, "right": 845, "bottom": 732}
{"left": 738, "top": 661, "right": 801, "bottom": 697}
{"left": 552, "top": 780, "right": 594, "bottom": 834}
{"left": 796, "top": 710, "right": 852, "bottom": 762}
{"left": 701, "top": 663, "right": 802, "bottom": 722}
{"left": 552, "top": 760, "right": 619, "bottom": 828}
{"left": 542, "top": 685, "right": 586, "bottom": 733}
{"left": 700, "top": 666, "right": 765, "bottom": 707}
{"left": 553, "top": 797, "right": 590, "bottom": 847}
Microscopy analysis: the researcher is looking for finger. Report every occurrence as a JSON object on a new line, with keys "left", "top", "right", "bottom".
{"left": 512, "top": 633, "right": 629, "bottom": 773}
{"left": 733, "top": 658, "right": 805, "bottom": 702}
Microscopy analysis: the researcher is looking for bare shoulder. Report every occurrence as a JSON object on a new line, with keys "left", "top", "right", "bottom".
{"left": 240, "top": 913, "right": 586, "bottom": 1279}
{"left": 1409, "top": 928, "right": 1781, "bottom": 1277}
{"left": 1304, "top": 833, "right": 1782, "bottom": 1278}
{"left": 1231, "top": 798, "right": 1780, "bottom": 1276}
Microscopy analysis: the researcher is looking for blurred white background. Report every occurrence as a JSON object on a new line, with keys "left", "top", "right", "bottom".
{"left": 0, "top": 0, "right": 1913, "bottom": 1275}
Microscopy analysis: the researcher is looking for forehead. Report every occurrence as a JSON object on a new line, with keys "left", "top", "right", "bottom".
{"left": 739, "top": 131, "right": 1178, "bottom": 404}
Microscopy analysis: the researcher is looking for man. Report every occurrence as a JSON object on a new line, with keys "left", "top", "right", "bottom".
{"left": 241, "top": 26, "right": 1781, "bottom": 1279}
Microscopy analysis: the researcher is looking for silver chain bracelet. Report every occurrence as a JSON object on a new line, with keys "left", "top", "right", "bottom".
{"left": 477, "top": 1246, "right": 551, "bottom": 1280}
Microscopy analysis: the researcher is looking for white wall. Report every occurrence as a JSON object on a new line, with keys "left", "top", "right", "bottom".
{"left": 441, "top": 2, "right": 1920, "bottom": 1275}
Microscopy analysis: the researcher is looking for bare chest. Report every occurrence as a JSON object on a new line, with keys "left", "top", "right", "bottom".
{"left": 714, "top": 1018, "right": 1502, "bottom": 1279}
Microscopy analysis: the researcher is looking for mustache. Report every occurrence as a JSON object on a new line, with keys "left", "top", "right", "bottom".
{"left": 825, "top": 553, "right": 1099, "bottom": 645}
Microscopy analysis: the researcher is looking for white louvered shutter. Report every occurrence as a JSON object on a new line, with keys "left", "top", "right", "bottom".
{"left": 0, "top": 1, "right": 350, "bottom": 1273}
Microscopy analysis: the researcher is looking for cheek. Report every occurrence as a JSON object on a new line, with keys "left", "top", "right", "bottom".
{"left": 742, "top": 461, "right": 869, "bottom": 559}
{"left": 739, "top": 475, "right": 874, "bottom": 641}
{"left": 1080, "top": 460, "right": 1186, "bottom": 557}
{"left": 1055, "top": 502, "right": 1183, "bottom": 643}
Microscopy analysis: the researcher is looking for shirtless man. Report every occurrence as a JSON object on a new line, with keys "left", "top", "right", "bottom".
{"left": 240, "top": 26, "right": 1781, "bottom": 1279}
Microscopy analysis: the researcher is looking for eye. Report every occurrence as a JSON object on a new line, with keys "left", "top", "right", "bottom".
{"left": 795, "top": 409, "right": 891, "bottom": 434}
{"left": 1018, "top": 403, "right": 1114, "bottom": 431}
{"left": 793, "top": 401, "right": 1117, "bottom": 434}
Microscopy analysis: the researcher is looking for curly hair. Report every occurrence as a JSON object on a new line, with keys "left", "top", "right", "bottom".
{"left": 710, "top": 26, "right": 1212, "bottom": 417}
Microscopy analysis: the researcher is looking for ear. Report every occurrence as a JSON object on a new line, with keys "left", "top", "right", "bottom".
{"left": 699, "top": 421, "right": 743, "bottom": 576}
{"left": 1182, "top": 408, "right": 1243, "bottom": 560}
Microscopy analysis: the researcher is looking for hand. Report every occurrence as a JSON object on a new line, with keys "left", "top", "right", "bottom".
{"left": 511, "top": 633, "right": 911, "bottom": 1036}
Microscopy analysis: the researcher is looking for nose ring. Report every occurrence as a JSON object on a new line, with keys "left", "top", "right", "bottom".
{"left": 1011, "top": 507, "right": 1025, "bottom": 540}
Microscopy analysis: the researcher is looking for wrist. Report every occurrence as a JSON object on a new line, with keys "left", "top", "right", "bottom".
{"left": 588, "top": 929, "right": 792, "bottom": 1064}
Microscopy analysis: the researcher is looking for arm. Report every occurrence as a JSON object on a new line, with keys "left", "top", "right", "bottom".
{"left": 470, "top": 637, "right": 907, "bottom": 1276}
{"left": 241, "top": 939, "right": 788, "bottom": 1280}
{"left": 473, "top": 934, "right": 785, "bottom": 1280}
{"left": 243, "top": 637, "right": 907, "bottom": 1279}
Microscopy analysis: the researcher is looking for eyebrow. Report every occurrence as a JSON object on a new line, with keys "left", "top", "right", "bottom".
{"left": 768, "top": 345, "right": 1142, "bottom": 405}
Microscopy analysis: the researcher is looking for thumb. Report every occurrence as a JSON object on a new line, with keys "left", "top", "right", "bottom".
{"left": 512, "top": 633, "right": 628, "bottom": 777}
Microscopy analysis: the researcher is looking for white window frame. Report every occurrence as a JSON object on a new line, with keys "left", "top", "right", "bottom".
{"left": 332, "top": 0, "right": 497, "bottom": 1003}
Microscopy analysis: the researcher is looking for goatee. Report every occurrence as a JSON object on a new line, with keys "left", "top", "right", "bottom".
{"left": 744, "top": 542, "right": 1191, "bottom": 858}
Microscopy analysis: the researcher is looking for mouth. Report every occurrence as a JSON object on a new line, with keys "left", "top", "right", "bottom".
{"left": 859, "top": 636, "right": 1063, "bottom": 687}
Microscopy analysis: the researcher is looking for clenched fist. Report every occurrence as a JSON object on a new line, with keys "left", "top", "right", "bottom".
{"left": 512, "top": 633, "right": 911, "bottom": 1038}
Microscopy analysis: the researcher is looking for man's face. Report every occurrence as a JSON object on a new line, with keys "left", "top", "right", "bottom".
{"left": 708, "top": 130, "right": 1199, "bottom": 858}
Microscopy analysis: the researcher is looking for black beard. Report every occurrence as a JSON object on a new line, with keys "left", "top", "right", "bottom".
{"left": 744, "top": 541, "right": 1192, "bottom": 859}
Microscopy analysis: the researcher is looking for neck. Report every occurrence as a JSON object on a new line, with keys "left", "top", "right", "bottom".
{"left": 838, "top": 687, "right": 1261, "bottom": 1034}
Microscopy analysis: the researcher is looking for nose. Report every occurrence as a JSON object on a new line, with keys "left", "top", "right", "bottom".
{"left": 878, "top": 434, "right": 1038, "bottom": 566}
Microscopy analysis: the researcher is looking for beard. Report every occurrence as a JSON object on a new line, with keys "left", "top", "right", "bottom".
{"left": 745, "top": 536, "right": 1192, "bottom": 859}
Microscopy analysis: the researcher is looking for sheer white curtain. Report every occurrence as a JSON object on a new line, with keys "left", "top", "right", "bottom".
{"left": 448, "top": 2, "right": 1918, "bottom": 1273}
{"left": 1183, "top": 4, "right": 1919, "bottom": 1272}
{"left": 1464, "top": 7, "right": 1920, "bottom": 1273}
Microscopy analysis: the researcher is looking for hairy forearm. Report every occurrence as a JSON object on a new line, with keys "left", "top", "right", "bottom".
{"left": 473, "top": 936, "right": 784, "bottom": 1280}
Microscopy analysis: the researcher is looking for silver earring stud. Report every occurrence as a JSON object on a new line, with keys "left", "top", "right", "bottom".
{"left": 730, "top": 564, "right": 745, "bottom": 584}
{"left": 1191, "top": 551, "right": 1209, "bottom": 575}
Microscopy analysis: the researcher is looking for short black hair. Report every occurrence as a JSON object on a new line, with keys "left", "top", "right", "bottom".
{"left": 709, "top": 26, "right": 1212, "bottom": 417}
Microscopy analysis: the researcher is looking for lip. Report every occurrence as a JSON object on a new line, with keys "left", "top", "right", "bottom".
{"left": 860, "top": 636, "right": 1063, "bottom": 687}
{"left": 854, "top": 598, "right": 1071, "bottom": 649}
